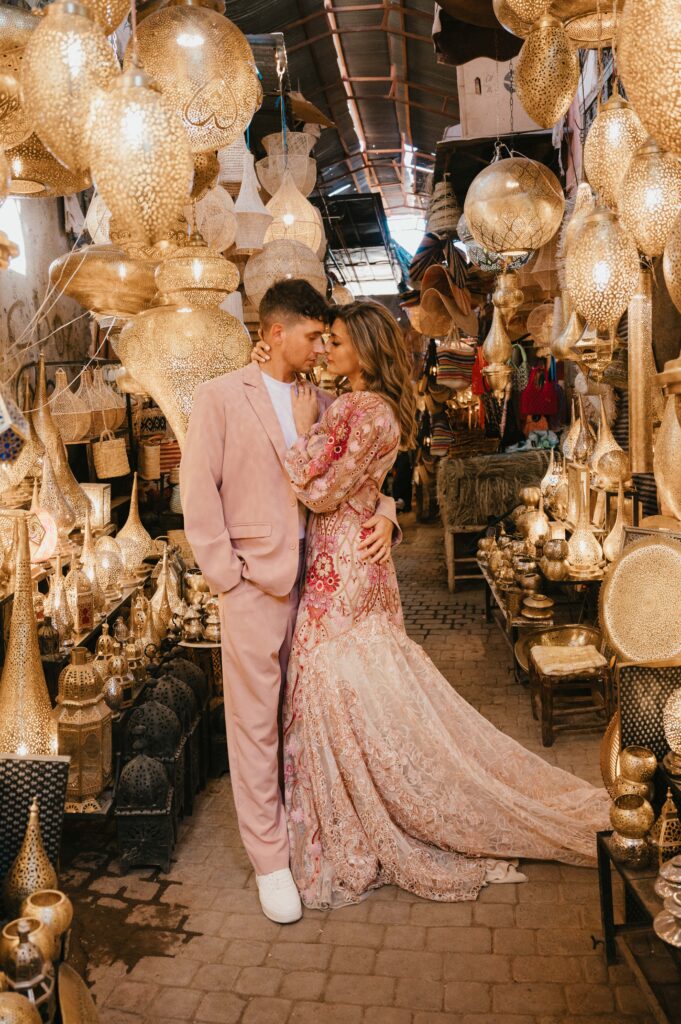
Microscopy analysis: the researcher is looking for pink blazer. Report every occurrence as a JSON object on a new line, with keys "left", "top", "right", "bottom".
{"left": 180, "top": 363, "right": 398, "bottom": 598}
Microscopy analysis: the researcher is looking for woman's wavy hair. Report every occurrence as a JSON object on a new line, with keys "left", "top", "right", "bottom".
{"left": 331, "top": 300, "right": 417, "bottom": 449}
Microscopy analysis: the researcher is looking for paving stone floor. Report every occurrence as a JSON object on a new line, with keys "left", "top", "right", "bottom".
{"left": 63, "top": 515, "right": 656, "bottom": 1024}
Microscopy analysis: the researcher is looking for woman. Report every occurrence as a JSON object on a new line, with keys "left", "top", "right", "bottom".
{"left": 261, "top": 300, "right": 609, "bottom": 910}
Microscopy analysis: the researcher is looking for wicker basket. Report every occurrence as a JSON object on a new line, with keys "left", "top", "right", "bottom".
{"left": 138, "top": 440, "right": 161, "bottom": 480}
{"left": 92, "top": 430, "right": 130, "bottom": 479}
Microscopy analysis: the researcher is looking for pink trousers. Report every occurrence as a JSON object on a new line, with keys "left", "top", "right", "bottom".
{"left": 218, "top": 543, "right": 305, "bottom": 875}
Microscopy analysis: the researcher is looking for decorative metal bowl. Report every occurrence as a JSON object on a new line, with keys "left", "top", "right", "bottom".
{"left": 514, "top": 624, "right": 601, "bottom": 676}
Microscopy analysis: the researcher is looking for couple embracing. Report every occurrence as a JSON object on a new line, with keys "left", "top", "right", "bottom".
{"left": 180, "top": 280, "right": 608, "bottom": 924}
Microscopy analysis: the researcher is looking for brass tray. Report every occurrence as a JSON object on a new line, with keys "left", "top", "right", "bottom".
{"left": 58, "top": 963, "right": 99, "bottom": 1024}
{"left": 600, "top": 536, "right": 681, "bottom": 663}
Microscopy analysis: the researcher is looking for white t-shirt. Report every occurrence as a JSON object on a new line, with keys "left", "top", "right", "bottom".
{"left": 262, "top": 372, "right": 306, "bottom": 538}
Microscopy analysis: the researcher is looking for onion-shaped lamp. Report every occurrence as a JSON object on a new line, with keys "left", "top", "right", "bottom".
{"left": 123, "top": 0, "right": 261, "bottom": 154}
{"left": 515, "top": 15, "right": 579, "bottom": 130}
{"left": 565, "top": 208, "right": 640, "bottom": 331}
{"left": 88, "top": 66, "right": 194, "bottom": 245}
{"left": 583, "top": 92, "right": 648, "bottom": 210}
{"left": 619, "top": 138, "right": 681, "bottom": 258}
{"left": 463, "top": 156, "right": 564, "bottom": 257}
{"left": 22, "top": 0, "right": 119, "bottom": 176}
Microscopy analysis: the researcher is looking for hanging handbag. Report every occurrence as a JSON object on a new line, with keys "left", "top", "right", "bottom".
{"left": 519, "top": 364, "right": 559, "bottom": 418}
{"left": 510, "top": 343, "right": 530, "bottom": 393}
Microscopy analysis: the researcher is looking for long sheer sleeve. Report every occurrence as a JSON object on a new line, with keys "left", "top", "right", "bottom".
{"left": 285, "top": 391, "right": 400, "bottom": 515}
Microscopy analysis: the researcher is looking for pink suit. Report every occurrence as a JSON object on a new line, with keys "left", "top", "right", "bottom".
{"left": 180, "top": 363, "right": 397, "bottom": 873}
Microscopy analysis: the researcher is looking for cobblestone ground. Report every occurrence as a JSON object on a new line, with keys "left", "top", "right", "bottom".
{"left": 64, "top": 516, "right": 654, "bottom": 1024}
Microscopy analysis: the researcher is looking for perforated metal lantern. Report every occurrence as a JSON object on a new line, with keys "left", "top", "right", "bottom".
{"left": 124, "top": 0, "right": 261, "bottom": 154}
{"left": 463, "top": 157, "right": 564, "bottom": 257}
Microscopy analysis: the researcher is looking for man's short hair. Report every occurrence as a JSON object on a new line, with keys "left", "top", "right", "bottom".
{"left": 259, "top": 279, "right": 329, "bottom": 329}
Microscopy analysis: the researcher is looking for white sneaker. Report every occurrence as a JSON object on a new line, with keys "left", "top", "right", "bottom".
{"left": 256, "top": 868, "right": 302, "bottom": 924}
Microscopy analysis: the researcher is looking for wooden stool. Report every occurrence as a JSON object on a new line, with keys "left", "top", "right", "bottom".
{"left": 529, "top": 644, "right": 614, "bottom": 747}
{"left": 444, "top": 525, "right": 485, "bottom": 592}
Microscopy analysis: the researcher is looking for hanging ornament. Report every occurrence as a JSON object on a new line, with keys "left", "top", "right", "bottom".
{"left": 234, "top": 149, "right": 272, "bottom": 254}
{"left": 619, "top": 0, "right": 681, "bottom": 158}
{"left": 264, "top": 169, "right": 323, "bottom": 254}
{"left": 565, "top": 208, "right": 640, "bottom": 331}
{"left": 81, "top": 0, "right": 130, "bottom": 35}
{"left": 463, "top": 157, "right": 564, "bottom": 257}
{"left": 88, "top": 67, "right": 193, "bottom": 246}
{"left": 0, "top": 49, "right": 32, "bottom": 150}
{"left": 156, "top": 230, "right": 239, "bottom": 307}
{"left": 619, "top": 138, "right": 681, "bottom": 258}
{"left": 124, "top": 0, "right": 261, "bottom": 154}
{"left": 583, "top": 92, "right": 648, "bottom": 210}
{"left": 515, "top": 16, "right": 579, "bottom": 130}
{"left": 22, "top": 0, "right": 119, "bottom": 176}
{"left": 6, "top": 132, "right": 89, "bottom": 198}
{"left": 0, "top": 516, "right": 57, "bottom": 756}
{"left": 184, "top": 186, "right": 236, "bottom": 253}
{"left": 243, "top": 239, "right": 327, "bottom": 309}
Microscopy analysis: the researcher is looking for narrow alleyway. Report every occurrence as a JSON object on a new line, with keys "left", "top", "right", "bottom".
{"left": 63, "top": 516, "right": 654, "bottom": 1024}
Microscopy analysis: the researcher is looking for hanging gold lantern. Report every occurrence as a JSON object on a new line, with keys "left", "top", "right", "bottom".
{"left": 0, "top": 517, "right": 57, "bottom": 757}
{"left": 80, "top": 0, "right": 130, "bottom": 34}
{"left": 264, "top": 169, "right": 323, "bottom": 253}
{"left": 22, "top": 0, "right": 119, "bottom": 176}
{"left": 0, "top": 49, "right": 32, "bottom": 150}
{"left": 54, "top": 646, "right": 112, "bottom": 809}
{"left": 88, "top": 67, "right": 194, "bottom": 245}
{"left": 124, "top": 0, "right": 261, "bottom": 154}
{"left": 235, "top": 150, "right": 273, "bottom": 254}
{"left": 583, "top": 92, "right": 648, "bottom": 210}
{"left": 243, "top": 239, "right": 327, "bottom": 308}
{"left": 619, "top": 139, "right": 681, "bottom": 258}
{"left": 565, "top": 208, "right": 640, "bottom": 331}
{"left": 115, "top": 303, "right": 251, "bottom": 447}
{"left": 6, "top": 133, "right": 89, "bottom": 198}
{"left": 155, "top": 231, "right": 239, "bottom": 307}
{"left": 515, "top": 16, "right": 579, "bottom": 130}
{"left": 49, "top": 243, "right": 158, "bottom": 319}
{"left": 619, "top": 0, "right": 681, "bottom": 158}
{"left": 664, "top": 211, "right": 681, "bottom": 313}
{"left": 463, "top": 157, "right": 564, "bottom": 257}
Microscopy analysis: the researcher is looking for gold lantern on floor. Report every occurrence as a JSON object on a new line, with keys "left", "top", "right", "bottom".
{"left": 565, "top": 208, "right": 640, "bottom": 331}
{"left": 54, "top": 646, "right": 112, "bottom": 810}
{"left": 515, "top": 16, "right": 579, "bottom": 130}
{"left": 619, "top": 139, "right": 681, "bottom": 258}
{"left": 583, "top": 92, "right": 647, "bottom": 210}
{"left": 619, "top": 0, "right": 681, "bottom": 158}
{"left": 22, "top": 0, "right": 119, "bottom": 176}
{"left": 88, "top": 67, "right": 194, "bottom": 245}
{"left": 463, "top": 157, "right": 564, "bottom": 257}
{"left": 123, "top": 0, "right": 261, "bottom": 154}
{"left": 0, "top": 516, "right": 57, "bottom": 757}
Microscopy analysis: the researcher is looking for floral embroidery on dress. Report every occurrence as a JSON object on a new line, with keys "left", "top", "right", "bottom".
{"left": 282, "top": 391, "right": 610, "bottom": 911}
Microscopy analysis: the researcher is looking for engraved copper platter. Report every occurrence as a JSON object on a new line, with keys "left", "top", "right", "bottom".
{"left": 599, "top": 536, "right": 681, "bottom": 663}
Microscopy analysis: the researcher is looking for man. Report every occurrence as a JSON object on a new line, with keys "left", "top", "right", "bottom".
{"left": 180, "top": 280, "right": 397, "bottom": 924}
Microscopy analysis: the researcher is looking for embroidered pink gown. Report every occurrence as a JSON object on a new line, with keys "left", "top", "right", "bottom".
{"left": 283, "top": 390, "right": 610, "bottom": 910}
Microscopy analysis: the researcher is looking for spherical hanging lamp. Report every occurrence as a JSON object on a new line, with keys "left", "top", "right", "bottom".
{"left": 234, "top": 150, "right": 272, "bottom": 254}
{"left": 618, "top": 138, "right": 681, "bottom": 258}
{"left": 88, "top": 66, "right": 194, "bottom": 245}
{"left": 81, "top": 0, "right": 130, "bottom": 34}
{"left": 22, "top": 0, "right": 119, "bottom": 176}
{"left": 583, "top": 92, "right": 648, "bottom": 210}
{"left": 185, "top": 185, "right": 236, "bottom": 252}
{"left": 515, "top": 15, "right": 579, "bottom": 130}
{"left": 48, "top": 243, "right": 158, "bottom": 319}
{"left": 463, "top": 156, "right": 564, "bottom": 257}
{"left": 6, "top": 133, "right": 89, "bottom": 197}
{"left": 0, "top": 49, "right": 32, "bottom": 150}
{"left": 264, "top": 169, "right": 323, "bottom": 253}
{"left": 123, "top": 0, "right": 261, "bottom": 154}
{"left": 565, "top": 208, "right": 640, "bottom": 331}
{"left": 190, "top": 150, "right": 219, "bottom": 203}
{"left": 619, "top": 0, "right": 681, "bottom": 158}
{"left": 155, "top": 230, "right": 239, "bottom": 306}
{"left": 243, "top": 239, "right": 327, "bottom": 308}
{"left": 663, "top": 212, "right": 681, "bottom": 313}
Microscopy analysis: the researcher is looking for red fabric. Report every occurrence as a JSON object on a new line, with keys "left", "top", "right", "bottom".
{"left": 519, "top": 366, "right": 559, "bottom": 418}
